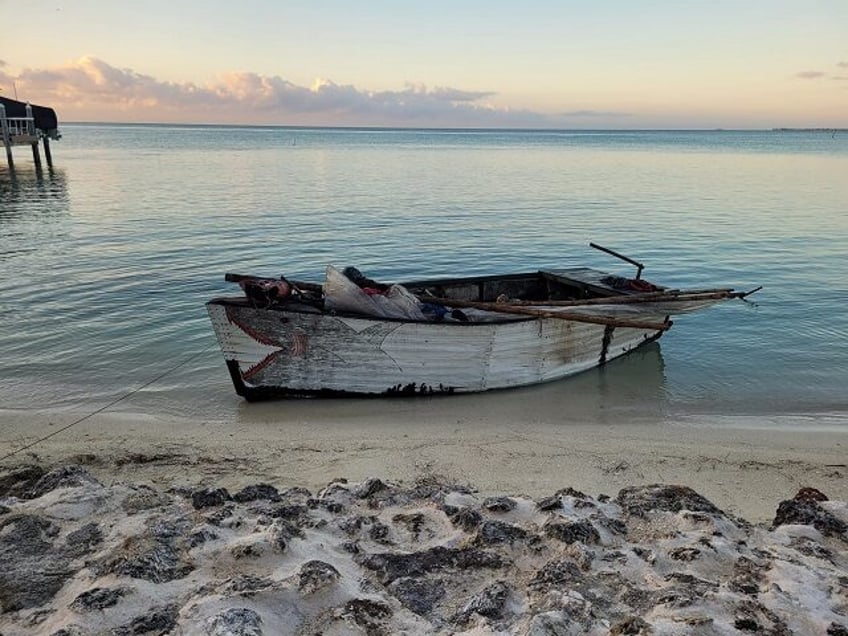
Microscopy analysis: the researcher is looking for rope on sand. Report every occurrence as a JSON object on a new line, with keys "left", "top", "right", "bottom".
{"left": 0, "top": 344, "right": 215, "bottom": 463}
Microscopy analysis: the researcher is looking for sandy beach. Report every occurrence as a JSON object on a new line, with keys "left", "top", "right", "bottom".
{"left": 2, "top": 398, "right": 847, "bottom": 634}
{"left": 1, "top": 398, "right": 845, "bottom": 525}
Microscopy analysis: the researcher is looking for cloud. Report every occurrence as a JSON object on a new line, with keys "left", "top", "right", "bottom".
{"left": 796, "top": 71, "right": 825, "bottom": 79}
{"left": 561, "top": 109, "right": 632, "bottom": 118}
{"left": 795, "top": 64, "right": 848, "bottom": 83}
{"left": 5, "top": 56, "right": 563, "bottom": 127}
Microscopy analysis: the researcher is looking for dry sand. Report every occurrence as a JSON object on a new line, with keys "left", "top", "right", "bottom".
{"left": 1, "top": 393, "right": 845, "bottom": 524}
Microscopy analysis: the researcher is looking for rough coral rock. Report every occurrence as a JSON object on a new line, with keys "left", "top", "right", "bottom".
{"left": 543, "top": 519, "right": 600, "bottom": 545}
{"left": 0, "top": 514, "right": 80, "bottom": 611}
{"left": 191, "top": 486, "right": 231, "bottom": 510}
{"left": 358, "top": 545, "right": 503, "bottom": 584}
{"left": 483, "top": 495, "right": 517, "bottom": 512}
{"left": 69, "top": 586, "right": 128, "bottom": 612}
{"left": 0, "top": 464, "right": 45, "bottom": 498}
{"left": 772, "top": 498, "right": 848, "bottom": 537}
{"left": 298, "top": 559, "right": 340, "bottom": 594}
{"left": 616, "top": 484, "right": 724, "bottom": 517}
{"left": 232, "top": 483, "right": 281, "bottom": 503}
{"left": 0, "top": 464, "right": 845, "bottom": 635}
{"left": 459, "top": 580, "right": 511, "bottom": 620}
{"left": 204, "top": 607, "right": 263, "bottom": 636}
{"left": 389, "top": 576, "right": 446, "bottom": 615}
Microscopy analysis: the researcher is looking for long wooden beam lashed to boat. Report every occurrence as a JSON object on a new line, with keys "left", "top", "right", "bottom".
{"left": 420, "top": 296, "right": 673, "bottom": 331}
{"left": 505, "top": 288, "right": 749, "bottom": 307}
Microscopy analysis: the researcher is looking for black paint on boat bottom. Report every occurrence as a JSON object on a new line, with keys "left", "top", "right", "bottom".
{"left": 224, "top": 360, "right": 457, "bottom": 401}
{"left": 385, "top": 382, "right": 456, "bottom": 396}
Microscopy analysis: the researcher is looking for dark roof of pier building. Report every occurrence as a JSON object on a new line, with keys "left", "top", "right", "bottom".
{"left": 0, "top": 96, "right": 58, "bottom": 131}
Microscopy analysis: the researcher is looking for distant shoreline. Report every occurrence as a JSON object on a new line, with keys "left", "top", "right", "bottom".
{"left": 772, "top": 127, "right": 847, "bottom": 132}
{"left": 56, "top": 121, "right": 847, "bottom": 133}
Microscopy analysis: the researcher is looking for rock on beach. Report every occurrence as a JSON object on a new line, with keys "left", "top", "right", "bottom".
{"left": 0, "top": 464, "right": 846, "bottom": 635}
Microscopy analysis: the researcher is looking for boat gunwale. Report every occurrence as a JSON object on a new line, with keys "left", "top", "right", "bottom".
{"left": 211, "top": 268, "right": 633, "bottom": 326}
{"left": 205, "top": 296, "right": 538, "bottom": 326}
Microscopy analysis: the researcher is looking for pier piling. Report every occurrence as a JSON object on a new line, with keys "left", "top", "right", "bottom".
{"left": 43, "top": 137, "right": 53, "bottom": 168}
{"left": 26, "top": 103, "right": 42, "bottom": 170}
{"left": 0, "top": 104, "right": 14, "bottom": 170}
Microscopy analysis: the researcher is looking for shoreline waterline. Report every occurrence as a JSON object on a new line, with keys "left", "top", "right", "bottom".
{"left": 2, "top": 406, "right": 845, "bottom": 524}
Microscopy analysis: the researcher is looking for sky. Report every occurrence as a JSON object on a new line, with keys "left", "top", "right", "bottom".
{"left": 1, "top": 0, "right": 846, "bottom": 129}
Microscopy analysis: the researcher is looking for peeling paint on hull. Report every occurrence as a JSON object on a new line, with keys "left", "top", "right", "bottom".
{"left": 207, "top": 301, "right": 665, "bottom": 400}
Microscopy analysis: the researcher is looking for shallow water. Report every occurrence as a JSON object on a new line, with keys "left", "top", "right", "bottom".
{"left": 1, "top": 125, "right": 846, "bottom": 424}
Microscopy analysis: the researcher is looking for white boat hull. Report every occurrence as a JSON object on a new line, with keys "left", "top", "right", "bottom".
{"left": 206, "top": 301, "right": 665, "bottom": 399}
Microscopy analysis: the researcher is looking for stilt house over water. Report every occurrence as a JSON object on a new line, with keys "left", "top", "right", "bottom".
{"left": 0, "top": 96, "right": 60, "bottom": 172}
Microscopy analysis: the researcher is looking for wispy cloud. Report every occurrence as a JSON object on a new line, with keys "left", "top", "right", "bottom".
{"left": 5, "top": 56, "right": 568, "bottom": 127}
{"left": 796, "top": 70, "right": 825, "bottom": 79}
{"left": 796, "top": 63, "right": 848, "bottom": 82}
{"left": 561, "top": 109, "right": 632, "bottom": 118}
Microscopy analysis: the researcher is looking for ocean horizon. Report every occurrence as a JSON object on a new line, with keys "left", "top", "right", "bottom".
{"left": 62, "top": 121, "right": 848, "bottom": 130}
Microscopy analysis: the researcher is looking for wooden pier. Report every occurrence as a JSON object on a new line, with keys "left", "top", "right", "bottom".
{"left": 0, "top": 97, "right": 60, "bottom": 173}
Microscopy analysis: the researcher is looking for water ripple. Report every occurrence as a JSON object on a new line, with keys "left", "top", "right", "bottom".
{"left": 1, "top": 126, "right": 847, "bottom": 418}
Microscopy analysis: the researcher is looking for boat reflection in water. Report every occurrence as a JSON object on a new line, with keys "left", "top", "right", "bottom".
{"left": 443, "top": 341, "right": 669, "bottom": 426}
{"left": 234, "top": 342, "right": 668, "bottom": 430}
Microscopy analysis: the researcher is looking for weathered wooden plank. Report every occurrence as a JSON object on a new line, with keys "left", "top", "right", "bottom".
{"left": 207, "top": 302, "right": 662, "bottom": 397}
{"left": 410, "top": 297, "right": 672, "bottom": 331}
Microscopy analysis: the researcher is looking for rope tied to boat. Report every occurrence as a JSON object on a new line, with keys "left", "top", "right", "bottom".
{"left": 0, "top": 344, "right": 216, "bottom": 463}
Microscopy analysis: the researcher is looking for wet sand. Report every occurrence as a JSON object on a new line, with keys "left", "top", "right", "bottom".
{"left": 1, "top": 396, "right": 845, "bottom": 524}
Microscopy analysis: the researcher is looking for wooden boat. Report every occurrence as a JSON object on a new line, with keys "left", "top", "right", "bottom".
{"left": 207, "top": 246, "right": 756, "bottom": 400}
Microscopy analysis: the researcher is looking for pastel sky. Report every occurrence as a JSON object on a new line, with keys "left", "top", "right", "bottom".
{"left": 1, "top": 0, "right": 846, "bottom": 128}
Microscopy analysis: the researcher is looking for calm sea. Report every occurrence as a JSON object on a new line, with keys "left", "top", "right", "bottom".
{"left": 1, "top": 125, "right": 846, "bottom": 426}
